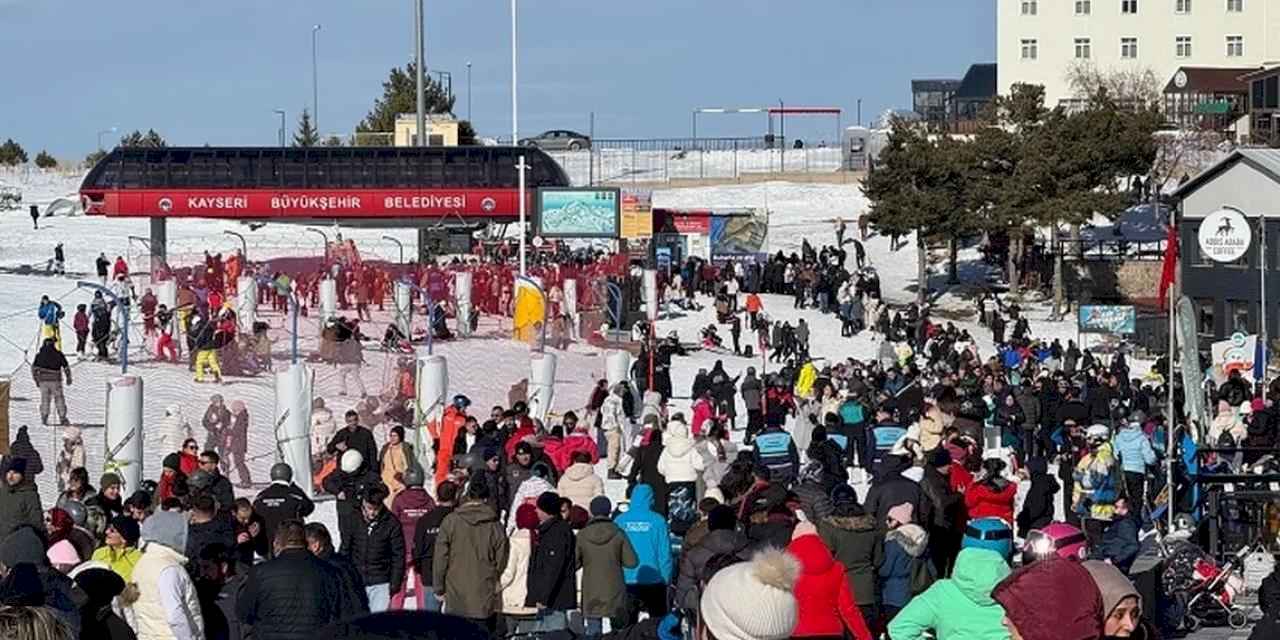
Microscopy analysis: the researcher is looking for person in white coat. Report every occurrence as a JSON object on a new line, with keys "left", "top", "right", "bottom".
{"left": 159, "top": 404, "right": 194, "bottom": 454}
{"left": 657, "top": 414, "right": 708, "bottom": 536}
{"left": 600, "top": 383, "right": 630, "bottom": 479}
{"left": 132, "top": 510, "right": 204, "bottom": 640}
{"left": 499, "top": 503, "right": 539, "bottom": 621}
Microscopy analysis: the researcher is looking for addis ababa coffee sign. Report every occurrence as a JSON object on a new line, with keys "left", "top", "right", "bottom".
{"left": 1197, "top": 208, "right": 1251, "bottom": 263}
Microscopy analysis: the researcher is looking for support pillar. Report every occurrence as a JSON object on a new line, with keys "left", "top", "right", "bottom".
{"left": 236, "top": 276, "right": 257, "bottom": 331}
{"left": 417, "top": 228, "right": 431, "bottom": 264}
{"left": 455, "top": 271, "right": 473, "bottom": 337}
{"left": 274, "top": 364, "right": 314, "bottom": 498}
{"left": 528, "top": 352, "right": 558, "bottom": 425}
{"left": 564, "top": 279, "right": 579, "bottom": 341}
{"left": 394, "top": 281, "right": 413, "bottom": 338}
{"left": 416, "top": 352, "right": 448, "bottom": 473}
{"left": 319, "top": 278, "right": 337, "bottom": 322}
{"left": 105, "top": 375, "right": 144, "bottom": 493}
{"left": 149, "top": 217, "right": 167, "bottom": 278}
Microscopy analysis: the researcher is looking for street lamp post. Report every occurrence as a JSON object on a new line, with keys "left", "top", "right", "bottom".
{"left": 97, "top": 127, "right": 118, "bottom": 152}
{"left": 223, "top": 231, "right": 248, "bottom": 263}
{"left": 414, "top": 0, "right": 425, "bottom": 147}
{"left": 305, "top": 227, "right": 329, "bottom": 259}
{"left": 466, "top": 61, "right": 472, "bottom": 122}
{"left": 274, "top": 109, "right": 286, "bottom": 147}
{"left": 382, "top": 235, "right": 405, "bottom": 264}
{"left": 312, "top": 25, "right": 321, "bottom": 134}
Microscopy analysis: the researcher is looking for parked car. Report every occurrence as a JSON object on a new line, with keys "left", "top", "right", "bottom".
{"left": 519, "top": 129, "right": 591, "bottom": 151}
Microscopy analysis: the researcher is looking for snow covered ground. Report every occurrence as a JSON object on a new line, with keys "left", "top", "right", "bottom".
{"left": 0, "top": 168, "right": 1096, "bottom": 540}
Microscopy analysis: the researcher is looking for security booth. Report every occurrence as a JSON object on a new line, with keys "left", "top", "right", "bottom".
{"left": 1174, "top": 148, "right": 1280, "bottom": 350}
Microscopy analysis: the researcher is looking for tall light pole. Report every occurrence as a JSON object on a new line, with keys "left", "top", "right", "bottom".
{"left": 511, "top": 0, "right": 519, "bottom": 145}
{"left": 97, "top": 127, "right": 118, "bottom": 152}
{"left": 414, "top": 0, "right": 425, "bottom": 147}
{"left": 466, "top": 61, "right": 473, "bottom": 123}
{"left": 274, "top": 109, "right": 286, "bottom": 147}
{"left": 312, "top": 24, "right": 321, "bottom": 135}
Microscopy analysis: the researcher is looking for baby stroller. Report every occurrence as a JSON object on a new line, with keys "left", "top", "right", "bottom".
{"left": 1161, "top": 539, "right": 1255, "bottom": 631}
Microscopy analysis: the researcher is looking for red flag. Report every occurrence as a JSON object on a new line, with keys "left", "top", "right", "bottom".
{"left": 1158, "top": 223, "right": 1179, "bottom": 310}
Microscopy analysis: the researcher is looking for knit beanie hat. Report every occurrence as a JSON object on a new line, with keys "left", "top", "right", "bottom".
{"left": 535, "top": 491, "right": 562, "bottom": 517}
{"left": 4, "top": 457, "right": 27, "bottom": 476}
{"left": 589, "top": 495, "right": 613, "bottom": 518}
{"left": 162, "top": 452, "right": 182, "bottom": 471}
{"left": 1082, "top": 560, "right": 1140, "bottom": 618}
{"left": 515, "top": 503, "right": 540, "bottom": 531}
{"left": 109, "top": 515, "right": 141, "bottom": 547}
{"left": 700, "top": 547, "right": 800, "bottom": 640}
{"left": 99, "top": 472, "right": 122, "bottom": 490}
{"left": 74, "top": 567, "right": 125, "bottom": 605}
{"left": 0, "top": 527, "right": 46, "bottom": 568}
{"left": 46, "top": 540, "right": 79, "bottom": 567}
{"left": 141, "top": 510, "right": 189, "bottom": 554}
{"left": 708, "top": 504, "right": 736, "bottom": 532}
{"left": 887, "top": 502, "right": 915, "bottom": 527}
{"left": 791, "top": 521, "right": 818, "bottom": 540}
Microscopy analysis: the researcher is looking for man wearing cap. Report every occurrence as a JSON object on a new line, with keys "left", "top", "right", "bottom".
{"left": 0, "top": 457, "right": 42, "bottom": 536}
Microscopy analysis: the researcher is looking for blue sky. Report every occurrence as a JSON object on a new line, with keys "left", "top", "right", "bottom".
{"left": 0, "top": 0, "right": 995, "bottom": 158}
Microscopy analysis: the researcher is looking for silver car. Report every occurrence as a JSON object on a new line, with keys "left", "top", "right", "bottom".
{"left": 519, "top": 129, "right": 591, "bottom": 151}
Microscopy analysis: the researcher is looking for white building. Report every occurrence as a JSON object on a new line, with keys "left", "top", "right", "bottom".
{"left": 997, "top": 0, "right": 1280, "bottom": 107}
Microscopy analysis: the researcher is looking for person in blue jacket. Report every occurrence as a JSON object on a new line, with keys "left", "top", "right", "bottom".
{"left": 837, "top": 391, "right": 869, "bottom": 469}
{"left": 753, "top": 417, "right": 800, "bottom": 485}
{"left": 615, "top": 484, "right": 673, "bottom": 624}
{"left": 1112, "top": 410, "right": 1157, "bottom": 507}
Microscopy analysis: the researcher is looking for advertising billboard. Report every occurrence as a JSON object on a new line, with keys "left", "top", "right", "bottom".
{"left": 620, "top": 190, "right": 653, "bottom": 239}
{"left": 536, "top": 188, "right": 620, "bottom": 238}
{"left": 710, "top": 209, "right": 769, "bottom": 259}
{"left": 1077, "top": 305, "right": 1136, "bottom": 335}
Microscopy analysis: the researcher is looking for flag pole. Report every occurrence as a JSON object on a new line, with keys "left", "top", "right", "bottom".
{"left": 1167, "top": 281, "right": 1176, "bottom": 532}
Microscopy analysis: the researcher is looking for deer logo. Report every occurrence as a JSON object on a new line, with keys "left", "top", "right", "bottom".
{"left": 1217, "top": 217, "right": 1235, "bottom": 236}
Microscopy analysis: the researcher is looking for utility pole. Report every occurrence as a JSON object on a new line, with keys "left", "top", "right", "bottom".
{"left": 312, "top": 25, "right": 321, "bottom": 135}
{"left": 414, "top": 0, "right": 426, "bottom": 147}
{"left": 467, "top": 61, "right": 473, "bottom": 122}
{"left": 511, "top": 0, "right": 519, "bottom": 145}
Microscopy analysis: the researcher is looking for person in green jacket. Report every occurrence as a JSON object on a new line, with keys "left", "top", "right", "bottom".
{"left": 887, "top": 547, "right": 1011, "bottom": 640}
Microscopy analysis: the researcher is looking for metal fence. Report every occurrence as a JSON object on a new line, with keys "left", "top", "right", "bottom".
{"left": 547, "top": 143, "right": 849, "bottom": 186}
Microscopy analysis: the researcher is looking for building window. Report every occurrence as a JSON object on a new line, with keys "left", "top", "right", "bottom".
{"left": 1122, "top": 0, "right": 1138, "bottom": 13}
{"left": 1021, "top": 0, "right": 1037, "bottom": 14}
{"left": 1196, "top": 299, "right": 1216, "bottom": 337}
{"left": 1176, "top": 36, "right": 1192, "bottom": 58}
{"left": 1075, "top": 0, "right": 1091, "bottom": 13}
{"left": 1176, "top": 0, "right": 1191, "bottom": 12}
{"left": 1230, "top": 300, "right": 1251, "bottom": 333}
{"left": 1227, "top": 35, "right": 1244, "bottom": 57}
{"left": 1021, "top": 39, "right": 1038, "bottom": 60}
{"left": 1121, "top": 37, "right": 1139, "bottom": 59}
{"left": 1227, "top": 0, "right": 1243, "bottom": 11}
{"left": 1075, "top": 38, "right": 1092, "bottom": 59}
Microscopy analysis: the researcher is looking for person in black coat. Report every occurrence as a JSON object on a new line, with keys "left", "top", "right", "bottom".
{"left": 1251, "top": 563, "right": 1280, "bottom": 640}
{"left": 1093, "top": 497, "right": 1141, "bottom": 574}
{"left": 525, "top": 492, "right": 578, "bottom": 629}
{"left": 323, "top": 449, "right": 383, "bottom": 547}
{"left": 412, "top": 481, "right": 457, "bottom": 612}
{"left": 305, "top": 522, "right": 370, "bottom": 615}
{"left": 240, "top": 521, "right": 362, "bottom": 639}
{"left": 326, "top": 411, "right": 380, "bottom": 477}
{"left": 863, "top": 454, "right": 932, "bottom": 529}
{"left": 1015, "top": 457, "right": 1060, "bottom": 538}
{"left": 345, "top": 486, "right": 405, "bottom": 611}
{"left": 74, "top": 567, "right": 136, "bottom": 640}
{"left": 628, "top": 430, "right": 668, "bottom": 518}
{"left": 185, "top": 494, "right": 237, "bottom": 565}
{"left": 253, "top": 463, "right": 316, "bottom": 557}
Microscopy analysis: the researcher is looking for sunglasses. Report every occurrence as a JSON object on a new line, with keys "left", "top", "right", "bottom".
{"left": 185, "top": 445, "right": 198, "bottom": 451}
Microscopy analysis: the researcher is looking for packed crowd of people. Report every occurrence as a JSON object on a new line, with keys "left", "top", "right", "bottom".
{"left": 6, "top": 230, "right": 1280, "bottom": 640}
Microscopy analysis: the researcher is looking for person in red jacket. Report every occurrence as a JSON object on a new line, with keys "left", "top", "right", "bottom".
{"left": 112, "top": 256, "right": 129, "bottom": 280}
{"left": 964, "top": 458, "right": 1017, "bottom": 526}
{"left": 787, "top": 523, "right": 873, "bottom": 640}
{"left": 431, "top": 395, "right": 470, "bottom": 488}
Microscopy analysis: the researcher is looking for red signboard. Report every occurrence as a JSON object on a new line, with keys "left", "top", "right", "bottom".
{"left": 85, "top": 189, "right": 532, "bottom": 219}
{"left": 671, "top": 213, "right": 711, "bottom": 234}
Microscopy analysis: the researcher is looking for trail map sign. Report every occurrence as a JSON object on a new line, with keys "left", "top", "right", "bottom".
{"left": 1197, "top": 208, "right": 1251, "bottom": 263}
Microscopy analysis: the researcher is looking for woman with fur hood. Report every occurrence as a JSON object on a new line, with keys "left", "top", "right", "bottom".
{"left": 879, "top": 503, "right": 933, "bottom": 622}
{"left": 657, "top": 414, "right": 708, "bottom": 535}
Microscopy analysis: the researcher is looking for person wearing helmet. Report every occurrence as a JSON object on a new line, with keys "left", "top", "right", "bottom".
{"left": 431, "top": 395, "right": 470, "bottom": 489}
{"left": 389, "top": 464, "right": 436, "bottom": 610}
{"left": 322, "top": 449, "right": 383, "bottom": 547}
{"left": 252, "top": 462, "right": 315, "bottom": 557}
{"left": 1073, "top": 424, "right": 1121, "bottom": 547}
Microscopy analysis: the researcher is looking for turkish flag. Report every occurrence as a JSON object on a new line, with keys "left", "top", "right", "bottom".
{"left": 1157, "top": 223, "right": 1179, "bottom": 310}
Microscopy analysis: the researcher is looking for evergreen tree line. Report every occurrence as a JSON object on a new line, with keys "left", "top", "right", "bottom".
{"left": 862, "top": 83, "right": 1161, "bottom": 315}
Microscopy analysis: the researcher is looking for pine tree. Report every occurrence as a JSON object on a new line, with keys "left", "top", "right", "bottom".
{"left": 294, "top": 109, "right": 320, "bottom": 147}
{"left": 34, "top": 150, "right": 57, "bottom": 169}
{"left": 356, "top": 62, "right": 456, "bottom": 136}
{"left": 0, "top": 139, "right": 28, "bottom": 166}
{"left": 120, "top": 129, "right": 167, "bottom": 148}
